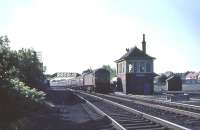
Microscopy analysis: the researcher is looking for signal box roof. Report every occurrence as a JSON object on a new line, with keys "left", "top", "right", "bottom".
{"left": 115, "top": 46, "right": 155, "bottom": 63}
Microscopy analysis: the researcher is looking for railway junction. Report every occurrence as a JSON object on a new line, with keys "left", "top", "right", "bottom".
{"left": 9, "top": 86, "right": 200, "bottom": 130}
{"left": 4, "top": 35, "right": 199, "bottom": 130}
{"left": 43, "top": 35, "right": 200, "bottom": 130}
{"left": 41, "top": 88, "right": 200, "bottom": 130}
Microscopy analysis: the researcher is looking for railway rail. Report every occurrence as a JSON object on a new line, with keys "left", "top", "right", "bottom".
{"left": 73, "top": 90, "right": 189, "bottom": 130}
{"left": 111, "top": 93, "right": 200, "bottom": 113}
{"left": 73, "top": 90, "right": 200, "bottom": 130}
{"left": 46, "top": 89, "right": 116, "bottom": 130}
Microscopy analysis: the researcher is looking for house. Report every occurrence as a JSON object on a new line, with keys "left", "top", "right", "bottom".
{"left": 185, "top": 72, "right": 199, "bottom": 84}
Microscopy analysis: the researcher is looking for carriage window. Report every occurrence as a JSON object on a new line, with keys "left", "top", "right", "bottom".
{"left": 140, "top": 62, "right": 145, "bottom": 72}
{"left": 146, "top": 62, "right": 151, "bottom": 72}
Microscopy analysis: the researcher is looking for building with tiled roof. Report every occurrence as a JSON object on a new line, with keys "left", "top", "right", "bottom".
{"left": 115, "top": 34, "right": 157, "bottom": 94}
{"left": 185, "top": 72, "right": 199, "bottom": 80}
{"left": 115, "top": 46, "right": 155, "bottom": 63}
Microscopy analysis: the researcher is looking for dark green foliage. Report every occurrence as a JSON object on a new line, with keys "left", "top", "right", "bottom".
{"left": 0, "top": 36, "right": 46, "bottom": 128}
{"left": 0, "top": 36, "right": 18, "bottom": 80}
{"left": 17, "top": 48, "right": 45, "bottom": 89}
{"left": 102, "top": 65, "right": 116, "bottom": 79}
{"left": 0, "top": 35, "right": 46, "bottom": 98}
{"left": 0, "top": 36, "right": 46, "bottom": 90}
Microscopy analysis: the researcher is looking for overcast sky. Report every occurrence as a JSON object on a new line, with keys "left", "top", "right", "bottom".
{"left": 0, "top": 0, "right": 200, "bottom": 74}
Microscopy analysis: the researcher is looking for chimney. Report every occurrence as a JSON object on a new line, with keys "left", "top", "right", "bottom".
{"left": 142, "top": 34, "right": 146, "bottom": 54}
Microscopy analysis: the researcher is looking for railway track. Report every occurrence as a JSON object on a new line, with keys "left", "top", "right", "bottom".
{"left": 46, "top": 89, "right": 116, "bottom": 130}
{"left": 79, "top": 92, "right": 200, "bottom": 130}
{"left": 75, "top": 91, "right": 189, "bottom": 130}
{"left": 111, "top": 93, "right": 200, "bottom": 113}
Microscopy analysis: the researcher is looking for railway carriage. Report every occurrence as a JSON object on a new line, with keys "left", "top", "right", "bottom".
{"left": 76, "top": 75, "right": 84, "bottom": 90}
{"left": 64, "top": 68, "right": 110, "bottom": 93}
{"left": 83, "top": 72, "right": 95, "bottom": 92}
{"left": 83, "top": 68, "right": 110, "bottom": 93}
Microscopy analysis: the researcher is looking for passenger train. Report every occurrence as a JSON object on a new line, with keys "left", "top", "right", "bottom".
{"left": 65, "top": 68, "right": 111, "bottom": 93}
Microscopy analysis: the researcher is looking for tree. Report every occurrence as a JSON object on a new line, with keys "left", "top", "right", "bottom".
{"left": 102, "top": 65, "right": 116, "bottom": 79}
{"left": 0, "top": 36, "right": 45, "bottom": 89}
{"left": 17, "top": 48, "right": 45, "bottom": 89}
{"left": 0, "top": 36, "right": 46, "bottom": 128}
{"left": 0, "top": 36, "right": 10, "bottom": 80}
{"left": 0, "top": 36, "right": 18, "bottom": 81}
{"left": 156, "top": 74, "right": 167, "bottom": 85}
{"left": 82, "top": 68, "right": 93, "bottom": 74}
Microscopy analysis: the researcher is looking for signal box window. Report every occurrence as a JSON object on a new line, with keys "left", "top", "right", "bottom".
{"left": 146, "top": 62, "right": 151, "bottom": 72}
{"left": 140, "top": 62, "right": 145, "bottom": 72}
{"left": 129, "top": 64, "right": 133, "bottom": 72}
{"left": 122, "top": 62, "right": 124, "bottom": 73}
{"left": 133, "top": 62, "right": 138, "bottom": 72}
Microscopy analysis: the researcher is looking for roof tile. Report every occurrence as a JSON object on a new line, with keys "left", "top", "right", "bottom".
{"left": 115, "top": 46, "right": 155, "bottom": 62}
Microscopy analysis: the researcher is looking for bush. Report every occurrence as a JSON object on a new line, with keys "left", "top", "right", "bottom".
{"left": 0, "top": 79, "right": 46, "bottom": 129}
{"left": 9, "top": 78, "right": 46, "bottom": 103}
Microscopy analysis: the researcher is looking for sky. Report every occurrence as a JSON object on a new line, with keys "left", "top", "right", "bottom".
{"left": 0, "top": 0, "right": 200, "bottom": 74}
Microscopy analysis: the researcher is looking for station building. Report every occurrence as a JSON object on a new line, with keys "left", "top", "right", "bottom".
{"left": 115, "top": 34, "right": 157, "bottom": 94}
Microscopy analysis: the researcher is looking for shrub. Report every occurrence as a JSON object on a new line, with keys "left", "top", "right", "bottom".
{"left": 9, "top": 78, "right": 46, "bottom": 104}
